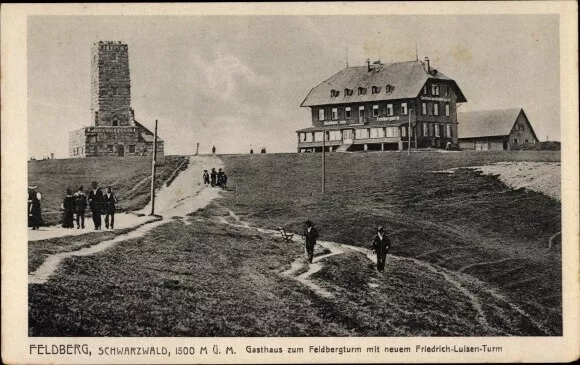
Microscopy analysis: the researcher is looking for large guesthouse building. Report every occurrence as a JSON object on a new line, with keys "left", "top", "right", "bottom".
{"left": 297, "top": 58, "right": 466, "bottom": 152}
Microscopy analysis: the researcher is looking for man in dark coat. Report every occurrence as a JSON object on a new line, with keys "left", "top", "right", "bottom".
{"left": 217, "top": 168, "right": 225, "bottom": 187}
{"left": 103, "top": 186, "right": 118, "bottom": 229}
{"left": 87, "top": 181, "right": 103, "bottom": 230}
{"left": 202, "top": 170, "right": 210, "bottom": 186}
{"left": 74, "top": 186, "right": 87, "bottom": 229}
{"left": 210, "top": 168, "right": 217, "bottom": 187}
{"left": 372, "top": 226, "right": 391, "bottom": 272}
{"left": 303, "top": 220, "right": 319, "bottom": 264}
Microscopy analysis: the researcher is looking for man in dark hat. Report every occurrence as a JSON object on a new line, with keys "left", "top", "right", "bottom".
{"left": 202, "top": 169, "right": 210, "bottom": 186}
{"left": 210, "top": 168, "right": 217, "bottom": 187}
{"left": 74, "top": 186, "right": 87, "bottom": 229}
{"left": 87, "top": 181, "right": 103, "bottom": 230}
{"left": 217, "top": 168, "right": 224, "bottom": 187}
{"left": 303, "top": 220, "right": 319, "bottom": 264}
{"left": 372, "top": 226, "right": 391, "bottom": 272}
{"left": 103, "top": 186, "right": 118, "bottom": 229}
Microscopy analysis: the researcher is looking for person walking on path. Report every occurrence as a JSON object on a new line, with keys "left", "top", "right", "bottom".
{"left": 372, "top": 226, "right": 391, "bottom": 272}
{"left": 303, "top": 220, "right": 319, "bottom": 264}
{"left": 103, "top": 186, "right": 118, "bottom": 229}
{"left": 61, "top": 189, "right": 76, "bottom": 228}
{"left": 202, "top": 169, "right": 210, "bottom": 186}
{"left": 28, "top": 186, "right": 42, "bottom": 230}
{"left": 210, "top": 168, "right": 217, "bottom": 187}
{"left": 217, "top": 168, "right": 225, "bottom": 187}
{"left": 74, "top": 186, "right": 87, "bottom": 229}
{"left": 88, "top": 181, "right": 104, "bottom": 230}
{"left": 212, "top": 145, "right": 216, "bottom": 154}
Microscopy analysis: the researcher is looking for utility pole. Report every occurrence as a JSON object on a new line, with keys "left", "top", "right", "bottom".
{"left": 407, "top": 108, "right": 412, "bottom": 156}
{"left": 149, "top": 119, "right": 158, "bottom": 215}
{"left": 322, "top": 129, "right": 326, "bottom": 194}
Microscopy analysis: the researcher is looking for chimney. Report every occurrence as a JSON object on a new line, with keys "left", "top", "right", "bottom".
{"left": 424, "top": 57, "right": 430, "bottom": 72}
{"left": 366, "top": 58, "right": 371, "bottom": 72}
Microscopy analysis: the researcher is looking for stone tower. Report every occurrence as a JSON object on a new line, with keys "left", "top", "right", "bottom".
{"left": 90, "top": 41, "right": 134, "bottom": 127}
{"left": 69, "top": 41, "right": 164, "bottom": 160}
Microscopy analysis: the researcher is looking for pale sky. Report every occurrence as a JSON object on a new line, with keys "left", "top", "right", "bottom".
{"left": 28, "top": 15, "right": 560, "bottom": 158}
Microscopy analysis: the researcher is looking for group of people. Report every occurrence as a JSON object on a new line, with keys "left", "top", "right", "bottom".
{"left": 302, "top": 220, "right": 391, "bottom": 272}
{"left": 28, "top": 181, "right": 118, "bottom": 231}
{"left": 202, "top": 168, "right": 228, "bottom": 188}
{"left": 63, "top": 182, "right": 118, "bottom": 230}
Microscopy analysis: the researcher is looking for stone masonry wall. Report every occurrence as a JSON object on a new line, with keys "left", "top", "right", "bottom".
{"left": 90, "top": 41, "right": 133, "bottom": 127}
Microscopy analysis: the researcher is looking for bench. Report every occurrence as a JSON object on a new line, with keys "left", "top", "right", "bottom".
{"left": 277, "top": 227, "right": 294, "bottom": 242}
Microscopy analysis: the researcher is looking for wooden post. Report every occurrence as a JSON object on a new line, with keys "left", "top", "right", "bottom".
{"left": 408, "top": 108, "right": 412, "bottom": 156}
{"left": 149, "top": 120, "right": 158, "bottom": 215}
{"left": 322, "top": 130, "right": 326, "bottom": 194}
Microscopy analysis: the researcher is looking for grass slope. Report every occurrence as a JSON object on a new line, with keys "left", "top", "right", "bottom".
{"left": 28, "top": 156, "right": 187, "bottom": 225}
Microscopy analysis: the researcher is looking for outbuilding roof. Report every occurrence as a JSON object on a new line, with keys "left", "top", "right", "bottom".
{"left": 301, "top": 60, "right": 466, "bottom": 107}
{"left": 135, "top": 120, "right": 163, "bottom": 142}
{"left": 458, "top": 108, "right": 531, "bottom": 139}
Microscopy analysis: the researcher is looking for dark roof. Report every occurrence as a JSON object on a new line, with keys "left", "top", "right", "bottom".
{"left": 135, "top": 120, "right": 163, "bottom": 142}
{"left": 458, "top": 108, "right": 525, "bottom": 139}
{"left": 301, "top": 60, "right": 466, "bottom": 107}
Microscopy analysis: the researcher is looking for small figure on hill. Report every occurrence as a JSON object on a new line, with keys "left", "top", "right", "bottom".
{"left": 261, "top": 147, "right": 266, "bottom": 154}
{"left": 217, "top": 168, "right": 225, "bottom": 187}
{"left": 303, "top": 220, "right": 319, "bottom": 264}
{"left": 103, "top": 186, "right": 118, "bottom": 229}
{"left": 250, "top": 149, "right": 254, "bottom": 154}
{"left": 210, "top": 168, "right": 217, "bottom": 187}
{"left": 221, "top": 171, "right": 228, "bottom": 189}
{"left": 74, "top": 186, "right": 87, "bottom": 229}
{"left": 212, "top": 145, "right": 216, "bottom": 155}
{"left": 28, "top": 186, "right": 42, "bottom": 230}
{"left": 202, "top": 169, "right": 210, "bottom": 186}
{"left": 372, "top": 226, "right": 391, "bottom": 273}
{"left": 61, "top": 188, "right": 76, "bottom": 229}
{"left": 88, "top": 181, "right": 104, "bottom": 230}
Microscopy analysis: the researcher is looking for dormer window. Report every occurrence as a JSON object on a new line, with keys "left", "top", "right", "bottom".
{"left": 330, "top": 89, "right": 340, "bottom": 98}
{"left": 345, "top": 88, "right": 353, "bottom": 96}
{"left": 385, "top": 84, "right": 394, "bottom": 93}
{"left": 358, "top": 87, "right": 367, "bottom": 95}
{"left": 372, "top": 86, "right": 381, "bottom": 94}
{"left": 431, "top": 84, "right": 440, "bottom": 96}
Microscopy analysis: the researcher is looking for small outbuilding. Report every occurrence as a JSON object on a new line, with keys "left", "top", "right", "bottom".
{"left": 457, "top": 108, "right": 539, "bottom": 150}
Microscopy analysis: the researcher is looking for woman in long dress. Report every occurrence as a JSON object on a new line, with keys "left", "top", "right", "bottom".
{"left": 61, "top": 189, "right": 76, "bottom": 228}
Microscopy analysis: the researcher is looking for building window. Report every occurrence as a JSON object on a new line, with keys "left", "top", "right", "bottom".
{"left": 305, "top": 133, "right": 313, "bottom": 142}
{"left": 373, "top": 105, "right": 379, "bottom": 117}
{"left": 329, "top": 131, "right": 342, "bottom": 141}
{"left": 332, "top": 108, "right": 338, "bottom": 120}
{"left": 445, "top": 103, "right": 450, "bottom": 116}
{"left": 345, "top": 88, "right": 353, "bottom": 96}
{"left": 129, "top": 145, "right": 136, "bottom": 153}
{"left": 513, "top": 138, "right": 518, "bottom": 144}
{"left": 355, "top": 129, "right": 369, "bottom": 139}
{"left": 443, "top": 85, "right": 449, "bottom": 96}
{"left": 423, "top": 123, "right": 429, "bottom": 136}
{"left": 401, "top": 126, "right": 407, "bottom": 137}
{"left": 318, "top": 109, "right": 325, "bottom": 121}
{"left": 345, "top": 107, "right": 352, "bottom": 119}
{"left": 446, "top": 124, "right": 452, "bottom": 137}
{"left": 107, "top": 145, "right": 114, "bottom": 153}
{"left": 432, "top": 84, "right": 440, "bottom": 96}
{"left": 422, "top": 102, "right": 427, "bottom": 115}
{"left": 434, "top": 124, "right": 440, "bottom": 137}
{"left": 433, "top": 103, "right": 439, "bottom": 116}
{"left": 386, "top": 127, "right": 399, "bottom": 138}
{"left": 386, "top": 104, "right": 394, "bottom": 116}
{"left": 372, "top": 86, "right": 381, "bottom": 94}
{"left": 330, "top": 89, "right": 339, "bottom": 98}
{"left": 370, "top": 128, "right": 385, "bottom": 138}
{"left": 110, "top": 53, "right": 117, "bottom": 61}
{"left": 314, "top": 132, "right": 323, "bottom": 142}
{"left": 385, "top": 84, "right": 394, "bottom": 93}
{"left": 422, "top": 85, "right": 427, "bottom": 95}
{"left": 401, "top": 103, "right": 408, "bottom": 115}
{"left": 358, "top": 87, "right": 367, "bottom": 95}
{"left": 358, "top": 106, "right": 365, "bottom": 123}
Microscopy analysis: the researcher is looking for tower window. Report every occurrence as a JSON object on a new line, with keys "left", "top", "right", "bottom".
{"left": 112, "top": 87, "right": 118, "bottom": 96}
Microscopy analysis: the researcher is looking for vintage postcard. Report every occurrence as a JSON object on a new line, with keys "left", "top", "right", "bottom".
{"left": 1, "top": 2, "right": 578, "bottom": 364}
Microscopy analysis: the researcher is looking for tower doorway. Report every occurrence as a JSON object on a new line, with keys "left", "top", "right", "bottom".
{"left": 118, "top": 145, "right": 124, "bottom": 157}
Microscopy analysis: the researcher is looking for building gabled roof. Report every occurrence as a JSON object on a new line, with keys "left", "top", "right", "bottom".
{"left": 458, "top": 108, "right": 533, "bottom": 139}
{"left": 135, "top": 120, "right": 163, "bottom": 142}
{"left": 301, "top": 60, "right": 466, "bottom": 107}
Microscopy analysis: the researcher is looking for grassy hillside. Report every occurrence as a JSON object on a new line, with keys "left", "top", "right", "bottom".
{"left": 28, "top": 156, "right": 188, "bottom": 225}
{"left": 219, "top": 151, "right": 561, "bottom": 334}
